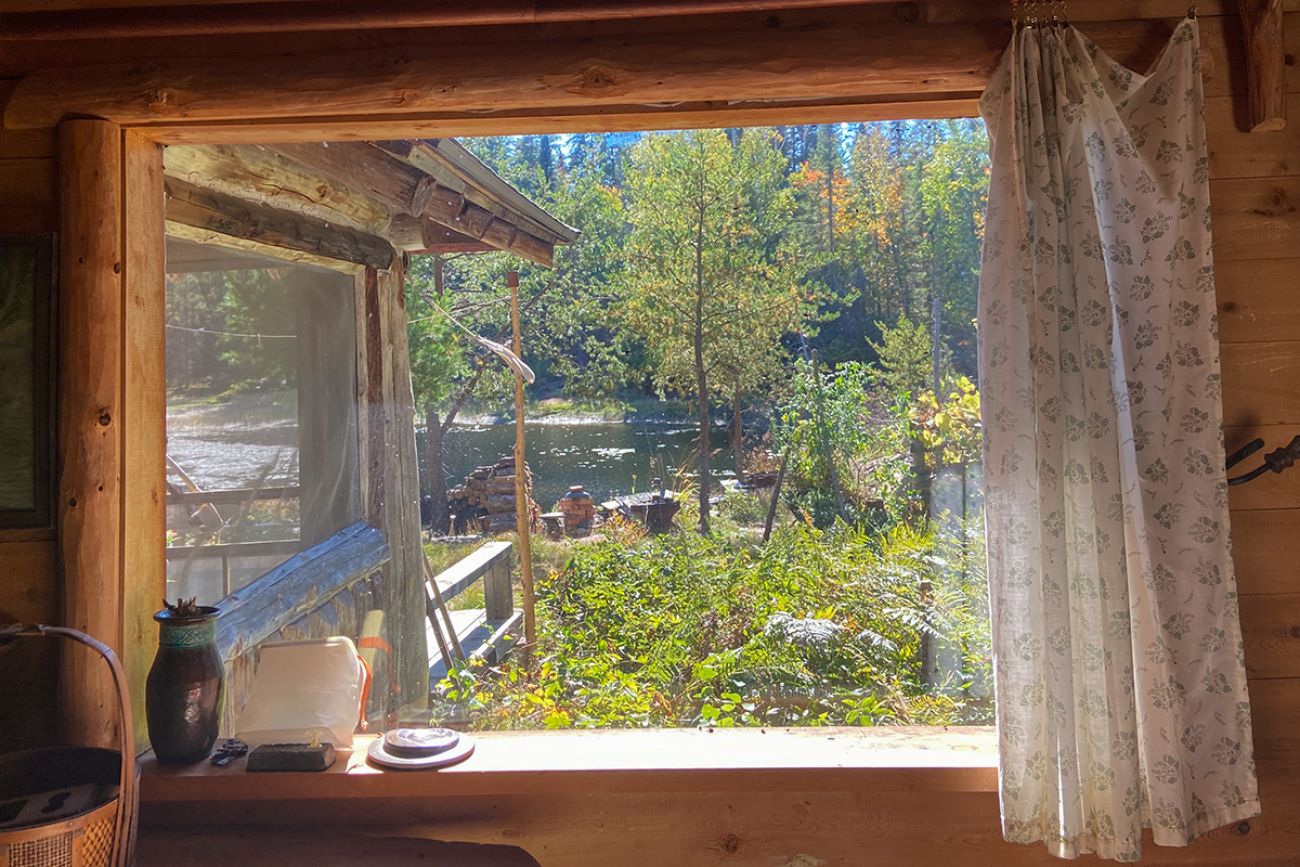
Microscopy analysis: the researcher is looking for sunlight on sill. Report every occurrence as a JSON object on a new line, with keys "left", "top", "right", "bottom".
{"left": 140, "top": 726, "right": 999, "bottom": 803}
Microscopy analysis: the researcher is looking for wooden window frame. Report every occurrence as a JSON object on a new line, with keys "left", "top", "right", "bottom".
{"left": 46, "top": 2, "right": 1212, "bottom": 765}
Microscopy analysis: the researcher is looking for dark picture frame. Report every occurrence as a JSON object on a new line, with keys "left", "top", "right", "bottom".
{"left": 0, "top": 234, "right": 56, "bottom": 529}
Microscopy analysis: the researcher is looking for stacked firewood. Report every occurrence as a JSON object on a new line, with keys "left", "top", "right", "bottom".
{"left": 446, "top": 456, "right": 538, "bottom": 534}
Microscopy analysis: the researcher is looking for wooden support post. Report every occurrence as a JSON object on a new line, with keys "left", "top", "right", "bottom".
{"left": 59, "top": 121, "right": 165, "bottom": 750}
{"left": 59, "top": 120, "right": 123, "bottom": 750}
{"left": 421, "top": 547, "right": 465, "bottom": 667}
{"left": 509, "top": 271, "right": 537, "bottom": 654}
{"left": 1238, "top": 0, "right": 1287, "bottom": 132}
{"left": 483, "top": 556, "right": 514, "bottom": 624}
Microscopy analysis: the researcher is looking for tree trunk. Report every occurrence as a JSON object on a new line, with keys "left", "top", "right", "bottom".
{"left": 931, "top": 284, "right": 943, "bottom": 398}
{"left": 425, "top": 407, "right": 449, "bottom": 535}
{"left": 911, "top": 428, "right": 932, "bottom": 520}
{"left": 695, "top": 201, "right": 711, "bottom": 535}
{"left": 697, "top": 358, "right": 711, "bottom": 535}
{"left": 731, "top": 388, "right": 744, "bottom": 480}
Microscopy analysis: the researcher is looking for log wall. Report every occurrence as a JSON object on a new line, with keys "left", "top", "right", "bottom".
{"left": 0, "top": 118, "right": 57, "bottom": 753}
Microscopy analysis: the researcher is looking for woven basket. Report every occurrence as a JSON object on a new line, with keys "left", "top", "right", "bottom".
{"left": 0, "top": 625, "right": 138, "bottom": 867}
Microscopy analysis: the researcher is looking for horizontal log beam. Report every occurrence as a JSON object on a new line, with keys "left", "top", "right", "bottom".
{"left": 267, "top": 143, "right": 555, "bottom": 266}
{"left": 164, "top": 143, "right": 394, "bottom": 234}
{"left": 388, "top": 213, "right": 497, "bottom": 254}
{"left": 164, "top": 174, "right": 396, "bottom": 269}
{"left": 0, "top": 0, "right": 1258, "bottom": 40}
{"left": 142, "top": 95, "right": 985, "bottom": 146}
{"left": 0, "top": 0, "right": 899, "bottom": 39}
{"left": 2, "top": 14, "right": 1007, "bottom": 130}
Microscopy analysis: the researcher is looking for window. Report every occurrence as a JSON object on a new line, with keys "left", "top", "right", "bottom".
{"left": 164, "top": 247, "right": 361, "bottom": 600}
{"left": 159, "top": 119, "right": 993, "bottom": 738}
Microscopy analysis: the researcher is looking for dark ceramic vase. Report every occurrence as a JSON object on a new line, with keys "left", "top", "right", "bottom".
{"left": 146, "top": 606, "right": 223, "bottom": 765}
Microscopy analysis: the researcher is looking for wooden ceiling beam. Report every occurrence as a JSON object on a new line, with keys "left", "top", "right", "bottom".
{"left": 164, "top": 175, "right": 395, "bottom": 270}
{"left": 0, "top": 0, "right": 893, "bottom": 40}
{"left": 2, "top": 13, "right": 1005, "bottom": 130}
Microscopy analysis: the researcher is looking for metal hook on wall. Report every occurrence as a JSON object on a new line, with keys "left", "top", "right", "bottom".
{"left": 1226, "top": 436, "right": 1300, "bottom": 486}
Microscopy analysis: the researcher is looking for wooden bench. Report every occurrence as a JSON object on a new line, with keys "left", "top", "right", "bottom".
{"left": 427, "top": 540, "right": 521, "bottom": 683}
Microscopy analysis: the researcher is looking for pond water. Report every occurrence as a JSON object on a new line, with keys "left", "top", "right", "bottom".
{"left": 441, "top": 418, "right": 736, "bottom": 509}
{"left": 166, "top": 392, "right": 734, "bottom": 513}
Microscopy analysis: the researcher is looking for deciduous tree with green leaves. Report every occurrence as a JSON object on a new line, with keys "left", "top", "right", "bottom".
{"left": 620, "top": 128, "right": 815, "bottom": 532}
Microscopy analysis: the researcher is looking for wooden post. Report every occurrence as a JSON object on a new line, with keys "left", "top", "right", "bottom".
{"left": 762, "top": 451, "right": 789, "bottom": 544}
{"left": 59, "top": 121, "right": 165, "bottom": 751}
{"left": 1238, "top": 0, "right": 1287, "bottom": 132}
{"left": 59, "top": 120, "right": 123, "bottom": 750}
{"left": 509, "top": 271, "right": 537, "bottom": 653}
{"left": 483, "top": 555, "right": 514, "bottom": 624}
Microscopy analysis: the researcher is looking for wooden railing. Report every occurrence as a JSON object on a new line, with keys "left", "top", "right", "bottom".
{"left": 432, "top": 540, "right": 514, "bottom": 622}
{"left": 214, "top": 521, "right": 389, "bottom": 662}
{"left": 212, "top": 521, "right": 390, "bottom": 732}
{"left": 165, "top": 485, "right": 300, "bottom": 506}
{"left": 427, "top": 540, "right": 519, "bottom": 682}
{"left": 165, "top": 480, "right": 303, "bottom": 595}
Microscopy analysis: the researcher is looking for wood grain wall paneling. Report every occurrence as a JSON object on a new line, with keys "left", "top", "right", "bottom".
{"left": 0, "top": 539, "right": 57, "bottom": 751}
{"left": 1215, "top": 258, "right": 1300, "bottom": 344}
{"left": 1240, "top": 594, "right": 1300, "bottom": 678}
{"left": 1230, "top": 508, "right": 1300, "bottom": 594}
{"left": 0, "top": 123, "right": 59, "bottom": 748}
{"left": 1207, "top": 92, "right": 1300, "bottom": 178}
{"left": 1226, "top": 423, "right": 1300, "bottom": 510}
{"left": 0, "top": 3, "right": 1294, "bottom": 864}
{"left": 1210, "top": 176, "right": 1300, "bottom": 262}
{"left": 1221, "top": 342, "right": 1300, "bottom": 426}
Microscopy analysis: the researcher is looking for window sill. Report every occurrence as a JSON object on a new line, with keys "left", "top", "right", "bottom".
{"left": 139, "top": 726, "right": 998, "bottom": 802}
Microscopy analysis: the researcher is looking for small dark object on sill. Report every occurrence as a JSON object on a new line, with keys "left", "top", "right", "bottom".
{"left": 246, "top": 743, "right": 336, "bottom": 772}
{"left": 209, "top": 739, "right": 248, "bottom": 767}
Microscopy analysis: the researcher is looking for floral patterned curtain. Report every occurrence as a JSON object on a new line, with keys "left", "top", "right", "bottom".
{"left": 977, "top": 17, "right": 1259, "bottom": 861}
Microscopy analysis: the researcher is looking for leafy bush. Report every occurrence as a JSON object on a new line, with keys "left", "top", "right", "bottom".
{"left": 717, "top": 490, "right": 767, "bottom": 527}
{"left": 434, "top": 521, "right": 991, "bottom": 730}
{"left": 771, "top": 358, "right": 913, "bottom": 527}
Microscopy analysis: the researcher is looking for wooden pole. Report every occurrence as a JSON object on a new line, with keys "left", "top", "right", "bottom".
{"left": 762, "top": 450, "right": 789, "bottom": 544}
{"left": 509, "top": 271, "right": 538, "bottom": 654}
{"left": 1238, "top": 0, "right": 1287, "bottom": 132}
{"left": 421, "top": 548, "right": 465, "bottom": 669}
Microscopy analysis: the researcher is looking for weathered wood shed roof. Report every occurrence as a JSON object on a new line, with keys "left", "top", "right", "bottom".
{"left": 163, "top": 137, "right": 579, "bottom": 272}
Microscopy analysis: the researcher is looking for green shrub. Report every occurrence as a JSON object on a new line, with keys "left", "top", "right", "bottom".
{"left": 433, "top": 520, "right": 991, "bottom": 730}
{"left": 717, "top": 490, "right": 767, "bottom": 527}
